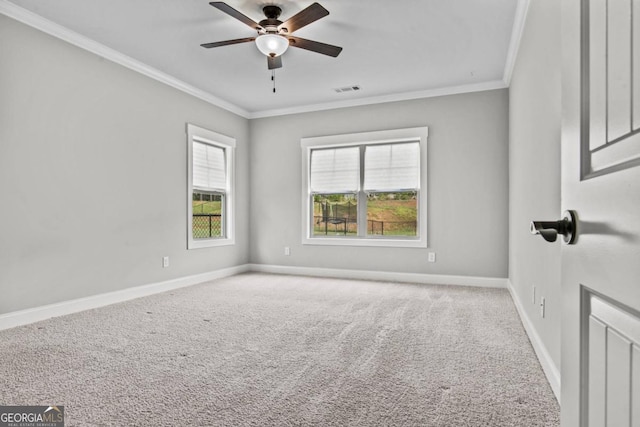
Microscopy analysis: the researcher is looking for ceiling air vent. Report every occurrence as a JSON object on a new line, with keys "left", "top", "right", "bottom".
{"left": 334, "top": 85, "right": 361, "bottom": 93}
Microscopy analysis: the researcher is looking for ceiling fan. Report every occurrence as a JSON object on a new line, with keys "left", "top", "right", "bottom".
{"left": 201, "top": 2, "right": 343, "bottom": 70}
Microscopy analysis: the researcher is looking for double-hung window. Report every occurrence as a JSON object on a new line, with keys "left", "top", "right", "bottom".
{"left": 187, "top": 124, "right": 235, "bottom": 249}
{"left": 301, "top": 127, "right": 428, "bottom": 248}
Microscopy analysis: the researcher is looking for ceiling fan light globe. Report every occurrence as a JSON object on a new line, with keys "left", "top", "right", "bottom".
{"left": 255, "top": 34, "right": 289, "bottom": 57}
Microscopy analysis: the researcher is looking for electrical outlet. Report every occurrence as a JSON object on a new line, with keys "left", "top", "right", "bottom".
{"left": 540, "top": 297, "right": 546, "bottom": 318}
{"left": 162, "top": 256, "right": 169, "bottom": 268}
{"left": 428, "top": 252, "right": 436, "bottom": 262}
{"left": 284, "top": 246, "right": 291, "bottom": 256}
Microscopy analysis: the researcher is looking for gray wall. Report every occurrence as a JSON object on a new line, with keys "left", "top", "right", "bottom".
{"left": 0, "top": 16, "right": 250, "bottom": 314}
{"left": 508, "top": 0, "right": 561, "bottom": 369}
{"left": 249, "top": 90, "right": 509, "bottom": 278}
{"left": 1, "top": 13, "right": 511, "bottom": 317}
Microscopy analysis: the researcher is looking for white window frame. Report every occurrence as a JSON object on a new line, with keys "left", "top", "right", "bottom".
{"left": 301, "top": 127, "right": 428, "bottom": 248}
{"left": 187, "top": 123, "right": 236, "bottom": 249}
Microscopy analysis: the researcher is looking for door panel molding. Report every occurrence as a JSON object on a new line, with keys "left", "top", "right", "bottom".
{"left": 581, "top": 287, "right": 640, "bottom": 427}
{"left": 582, "top": 0, "right": 640, "bottom": 178}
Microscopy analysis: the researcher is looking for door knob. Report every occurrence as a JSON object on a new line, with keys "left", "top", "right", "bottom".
{"left": 530, "top": 210, "right": 577, "bottom": 244}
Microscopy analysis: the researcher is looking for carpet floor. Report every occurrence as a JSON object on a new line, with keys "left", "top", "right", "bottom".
{"left": 0, "top": 273, "right": 559, "bottom": 426}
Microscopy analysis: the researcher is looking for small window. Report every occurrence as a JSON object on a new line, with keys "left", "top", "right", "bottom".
{"left": 301, "top": 127, "right": 428, "bottom": 248}
{"left": 187, "top": 124, "right": 235, "bottom": 249}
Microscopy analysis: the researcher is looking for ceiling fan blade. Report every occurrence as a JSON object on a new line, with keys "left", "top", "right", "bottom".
{"left": 209, "top": 2, "right": 261, "bottom": 30}
{"left": 267, "top": 56, "right": 283, "bottom": 70}
{"left": 201, "top": 37, "right": 256, "bottom": 48}
{"left": 288, "top": 36, "right": 342, "bottom": 57}
{"left": 279, "top": 2, "right": 329, "bottom": 33}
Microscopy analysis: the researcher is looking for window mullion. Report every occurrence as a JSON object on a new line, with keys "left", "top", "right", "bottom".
{"left": 357, "top": 145, "right": 367, "bottom": 237}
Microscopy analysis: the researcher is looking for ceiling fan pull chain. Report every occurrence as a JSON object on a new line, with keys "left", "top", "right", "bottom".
{"left": 272, "top": 70, "right": 276, "bottom": 93}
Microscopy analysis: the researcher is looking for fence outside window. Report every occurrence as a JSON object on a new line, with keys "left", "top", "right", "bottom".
{"left": 192, "top": 214, "right": 222, "bottom": 238}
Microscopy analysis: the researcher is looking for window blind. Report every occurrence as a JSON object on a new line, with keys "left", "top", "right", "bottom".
{"left": 364, "top": 142, "right": 420, "bottom": 191}
{"left": 193, "top": 141, "right": 226, "bottom": 191}
{"left": 310, "top": 147, "right": 360, "bottom": 193}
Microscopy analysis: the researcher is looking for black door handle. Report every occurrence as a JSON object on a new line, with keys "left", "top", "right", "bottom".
{"left": 530, "top": 210, "right": 577, "bottom": 244}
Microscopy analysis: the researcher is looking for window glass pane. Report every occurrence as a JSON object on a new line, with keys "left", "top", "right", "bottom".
{"left": 366, "top": 191, "right": 417, "bottom": 237}
{"left": 310, "top": 147, "right": 360, "bottom": 193}
{"left": 192, "top": 191, "right": 224, "bottom": 239}
{"left": 364, "top": 142, "right": 420, "bottom": 192}
{"left": 193, "top": 141, "right": 226, "bottom": 191}
{"left": 312, "top": 194, "right": 358, "bottom": 236}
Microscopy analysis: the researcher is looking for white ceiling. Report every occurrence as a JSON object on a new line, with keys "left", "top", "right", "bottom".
{"left": 2, "top": 0, "right": 523, "bottom": 117}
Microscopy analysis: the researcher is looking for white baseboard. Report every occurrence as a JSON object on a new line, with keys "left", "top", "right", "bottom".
{"left": 2, "top": 264, "right": 557, "bottom": 400}
{"left": 0, "top": 263, "right": 508, "bottom": 333}
{"left": 0, "top": 264, "right": 251, "bottom": 331}
{"left": 248, "top": 264, "right": 508, "bottom": 288}
{"left": 507, "top": 279, "right": 561, "bottom": 403}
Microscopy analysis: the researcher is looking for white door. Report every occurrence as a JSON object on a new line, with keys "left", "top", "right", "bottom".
{"left": 561, "top": 0, "right": 640, "bottom": 425}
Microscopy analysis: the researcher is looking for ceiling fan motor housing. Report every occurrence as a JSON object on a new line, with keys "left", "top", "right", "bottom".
{"left": 259, "top": 6, "right": 285, "bottom": 33}
{"left": 262, "top": 5, "right": 282, "bottom": 19}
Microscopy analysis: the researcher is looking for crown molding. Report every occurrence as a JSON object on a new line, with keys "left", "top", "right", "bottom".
{"left": 248, "top": 80, "right": 509, "bottom": 119}
{"left": 0, "top": 0, "right": 251, "bottom": 118}
{"left": 502, "top": 0, "right": 531, "bottom": 85}
{"left": 2, "top": 0, "right": 515, "bottom": 120}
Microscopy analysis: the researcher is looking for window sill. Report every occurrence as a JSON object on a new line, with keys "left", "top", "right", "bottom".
{"left": 302, "top": 236, "right": 426, "bottom": 248}
{"left": 188, "top": 237, "right": 235, "bottom": 249}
